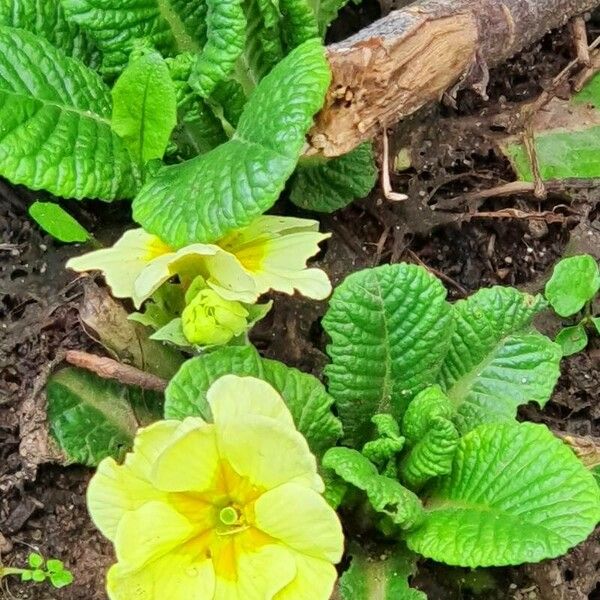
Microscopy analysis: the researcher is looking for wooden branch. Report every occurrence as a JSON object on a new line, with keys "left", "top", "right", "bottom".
{"left": 312, "top": 0, "right": 600, "bottom": 157}
{"left": 64, "top": 350, "right": 168, "bottom": 392}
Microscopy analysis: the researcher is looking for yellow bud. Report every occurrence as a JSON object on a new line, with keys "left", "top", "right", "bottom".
{"left": 182, "top": 289, "right": 249, "bottom": 346}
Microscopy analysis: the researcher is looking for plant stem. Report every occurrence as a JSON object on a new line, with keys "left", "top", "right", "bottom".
{"left": 0, "top": 567, "right": 27, "bottom": 578}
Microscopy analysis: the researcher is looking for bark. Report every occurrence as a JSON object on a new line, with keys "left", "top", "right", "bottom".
{"left": 311, "top": 0, "right": 600, "bottom": 157}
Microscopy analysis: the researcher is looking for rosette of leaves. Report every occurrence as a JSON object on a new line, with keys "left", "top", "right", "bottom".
{"left": 1, "top": 0, "right": 373, "bottom": 246}
{"left": 544, "top": 254, "right": 600, "bottom": 356}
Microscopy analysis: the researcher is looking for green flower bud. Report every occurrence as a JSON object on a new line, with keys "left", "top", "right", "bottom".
{"left": 182, "top": 289, "right": 249, "bottom": 346}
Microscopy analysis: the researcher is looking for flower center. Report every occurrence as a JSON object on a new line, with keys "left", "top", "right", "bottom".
{"left": 219, "top": 506, "right": 241, "bottom": 526}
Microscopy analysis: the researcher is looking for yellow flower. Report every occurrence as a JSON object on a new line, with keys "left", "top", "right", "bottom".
{"left": 87, "top": 375, "right": 344, "bottom": 599}
{"left": 182, "top": 289, "right": 249, "bottom": 345}
{"left": 67, "top": 216, "right": 331, "bottom": 308}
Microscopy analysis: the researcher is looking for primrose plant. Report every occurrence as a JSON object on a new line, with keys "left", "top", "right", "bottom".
{"left": 1, "top": 0, "right": 376, "bottom": 241}
{"left": 65, "top": 262, "right": 600, "bottom": 599}
{"left": 544, "top": 254, "right": 600, "bottom": 356}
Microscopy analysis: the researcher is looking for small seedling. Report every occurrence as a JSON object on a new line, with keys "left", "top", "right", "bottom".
{"left": 545, "top": 254, "right": 600, "bottom": 356}
{"left": 0, "top": 552, "right": 73, "bottom": 589}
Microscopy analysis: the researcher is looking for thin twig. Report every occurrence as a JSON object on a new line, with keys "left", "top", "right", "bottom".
{"left": 64, "top": 350, "right": 168, "bottom": 392}
{"left": 570, "top": 16, "right": 591, "bottom": 67}
{"left": 405, "top": 249, "right": 469, "bottom": 297}
{"left": 522, "top": 124, "right": 547, "bottom": 199}
{"left": 465, "top": 208, "right": 567, "bottom": 223}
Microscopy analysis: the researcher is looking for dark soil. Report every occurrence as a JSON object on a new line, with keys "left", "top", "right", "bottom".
{"left": 1, "top": 5, "right": 600, "bottom": 600}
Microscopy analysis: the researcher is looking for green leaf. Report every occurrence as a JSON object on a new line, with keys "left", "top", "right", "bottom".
{"left": 133, "top": 38, "right": 331, "bottom": 245}
{"left": 593, "top": 316, "right": 600, "bottom": 335}
{"left": 279, "top": 0, "right": 319, "bottom": 49}
{"left": 112, "top": 50, "right": 177, "bottom": 165}
{"left": 61, "top": 0, "right": 207, "bottom": 75}
{"left": 165, "top": 346, "right": 342, "bottom": 456}
{"left": 339, "top": 544, "right": 426, "bottom": 600}
{"left": 406, "top": 422, "right": 600, "bottom": 567}
{"left": 0, "top": 26, "right": 139, "bottom": 200}
{"left": 190, "top": 0, "right": 246, "bottom": 98}
{"left": 31, "top": 569, "right": 46, "bottom": 583}
{"left": 28, "top": 553, "right": 44, "bottom": 569}
{"left": 239, "top": 0, "right": 285, "bottom": 86}
{"left": 323, "top": 263, "right": 454, "bottom": 446}
{"left": 45, "top": 560, "right": 64, "bottom": 574}
{"left": 0, "top": 0, "right": 100, "bottom": 66}
{"left": 545, "top": 255, "right": 600, "bottom": 317}
{"left": 28, "top": 201, "right": 91, "bottom": 243}
{"left": 323, "top": 447, "right": 424, "bottom": 530}
{"left": 290, "top": 143, "right": 378, "bottom": 213}
{"left": 556, "top": 324, "right": 589, "bottom": 357}
{"left": 47, "top": 367, "right": 163, "bottom": 466}
{"left": 438, "top": 287, "right": 561, "bottom": 433}
{"left": 502, "top": 74, "right": 600, "bottom": 181}
{"left": 50, "top": 570, "right": 74, "bottom": 588}
{"left": 20, "top": 571, "right": 33, "bottom": 582}
{"left": 592, "top": 465, "right": 600, "bottom": 485}
{"left": 307, "top": 0, "right": 350, "bottom": 37}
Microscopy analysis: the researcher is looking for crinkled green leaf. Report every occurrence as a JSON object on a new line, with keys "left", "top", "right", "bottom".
{"left": 47, "top": 367, "right": 163, "bottom": 466}
{"left": 307, "top": 0, "right": 350, "bottom": 37}
{"left": 406, "top": 422, "right": 600, "bottom": 567}
{"left": 438, "top": 287, "right": 561, "bottom": 434}
{"left": 0, "top": 26, "right": 140, "bottom": 200}
{"left": 165, "top": 346, "right": 342, "bottom": 456}
{"left": 556, "top": 324, "right": 588, "bottom": 357}
{"left": 190, "top": 0, "right": 246, "bottom": 98}
{"left": 290, "top": 143, "right": 377, "bottom": 213}
{"left": 339, "top": 544, "right": 426, "bottom": 600}
{"left": 323, "top": 447, "right": 424, "bottom": 530}
{"left": 239, "top": 0, "right": 285, "bottom": 86}
{"left": 323, "top": 264, "right": 454, "bottom": 446}
{"left": 134, "top": 38, "right": 331, "bottom": 246}
{"left": 0, "top": 0, "right": 100, "bottom": 66}
{"left": 61, "top": 0, "right": 207, "bottom": 75}
{"left": 503, "top": 74, "right": 600, "bottom": 181}
{"left": 280, "top": 0, "right": 319, "bottom": 48}
{"left": 28, "top": 201, "right": 91, "bottom": 243}
{"left": 362, "top": 414, "right": 405, "bottom": 472}
{"left": 112, "top": 50, "right": 177, "bottom": 165}
{"left": 401, "top": 385, "right": 455, "bottom": 444}
{"left": 545, "top": 254, "right": 600, "bottom": 317}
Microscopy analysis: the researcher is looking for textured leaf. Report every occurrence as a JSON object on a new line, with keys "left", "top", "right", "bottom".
{"left": 133, "top": 38, "right": 331, "bottom": 246}
{"left": 406, "top": 422, "right": 600, "bottom": 567}
{"left": 323, "top": 264, "right": 454, "bottom": 446}
{"left": 165, "top": 346, "right": 342, "bottom": 456}
{"left": 339, "top": 544, "right": 426, "bottom": 600}
{"left": 545, "top": 254, "right": 600, "bottom": 317}
{"left": 0, "top": 0, "right": 100, "bottom": 66}
{"left": 47, "top": 368, "right": 163, "bottom": 466}
{"left": 401, "top": 386, "right": 455, "bottom": 444}
{"left": 112, "top": 50, "right": 177, "bottom": 164}
{"left": 290, "top": 143, "right": 377, "bottom": 213}
{"left": 502, "top": 74, "right": 600, "bottom": 181}
{"left": 361, "top": 414, "right": 405, "bottom": 472}
{"left": 307, "top": 0, "right": 350, "bottom": 37}
{"left": 239, "top": 0, "right": 285, "bottom": 86}
{"left": 190, "top": 0, "right": 246, "bottom": 98}
{"left": 279, "top": 0, "right": 319, "bottom": 48}
{"left": 28, "top": 201, "right": 91, "bottom": 243}
{"left": 0, "top": 26, "right": 139, "bottom": 200}
{"left": 438, "top": 287, "right": 561, "bottom": 433}
{"left": 323, "top": 447, "right": 424, "bottom": 530}
{"left": 556, "top": 324, "right": 589, "bottom": 357}
{"left": 61, "top": 0, "right": 207, "bottom": 75}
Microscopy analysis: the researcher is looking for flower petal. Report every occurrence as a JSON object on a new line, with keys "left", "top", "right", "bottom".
{"left": 208, "top": 375, "right": 295, "bottom": 430}
{"left": 253, "top": 483, "right": 344, "bottom": 562}
{"left": 150, "top": 425, "right": 221, "bottom": 493}
{"left": 133, "top": 243, "right": 221, "bottom": 307}
{"left": 274, "top": 553, "right": 338, "bottom": 600}
{"left": 216, "top": 417, "right": 323, "bottom": 492}
{"left": 113, "top": 500, "right": 195, "bottom": 569}
{"left": 212, "top": 538, "right": 296, "bottom": 600}
{"left": 67, "top": 229, "right": 171, "bottom": 300}
{"left": 107, "top": 548, "right": 215, "bottom": 600}
{"left": 87, "top": 419, "right": 206, "bottom": 540}
{"left": 203, "top": 250, "right": 258, "bottom": 303}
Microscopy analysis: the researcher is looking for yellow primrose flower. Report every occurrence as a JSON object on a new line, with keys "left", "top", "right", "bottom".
{"left": 67, "top": 216, "right": 331, "bottom": 308}
{"left": 87, "top": 375, "right": 344, "bottom": 599}
{"left": 182, "top": 289, "right": 249, "bottom": 345}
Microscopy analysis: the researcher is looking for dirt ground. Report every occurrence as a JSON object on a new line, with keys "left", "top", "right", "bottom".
{"left": 1, "top": 2, "right": 600, "bottom": 599}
